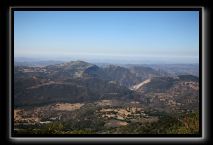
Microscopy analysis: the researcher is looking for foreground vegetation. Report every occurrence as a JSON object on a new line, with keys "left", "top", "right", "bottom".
{"left": 15, "top": 111, "right": 199, "bottom": 135}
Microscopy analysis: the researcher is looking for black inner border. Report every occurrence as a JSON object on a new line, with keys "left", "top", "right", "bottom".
{"left": 10, "top": 7, "right": 202, "bottom": 138}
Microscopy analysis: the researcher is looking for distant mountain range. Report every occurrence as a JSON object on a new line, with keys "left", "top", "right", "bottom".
{"left": 14, "top": 60, "right": 199, "bottom": 113}
{"left": 147, "top": 64, "right": 199, "bottom": 77}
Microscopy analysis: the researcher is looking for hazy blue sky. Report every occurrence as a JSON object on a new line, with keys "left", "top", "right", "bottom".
{"left": 14, "top": 11, "right": 199, "bottom": 64}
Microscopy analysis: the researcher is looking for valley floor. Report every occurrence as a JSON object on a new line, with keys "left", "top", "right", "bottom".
{"left": 14, "top": 99, "right": 199, "bottom": 135}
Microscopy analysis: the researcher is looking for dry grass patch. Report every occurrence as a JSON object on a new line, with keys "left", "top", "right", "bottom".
{"left": 53, "top": 103, "right": 84, "bottom": 111}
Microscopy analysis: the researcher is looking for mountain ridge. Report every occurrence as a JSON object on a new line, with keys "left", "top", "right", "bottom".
{"left": 14, "top": 60, "right": 199, "bottom": 110}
